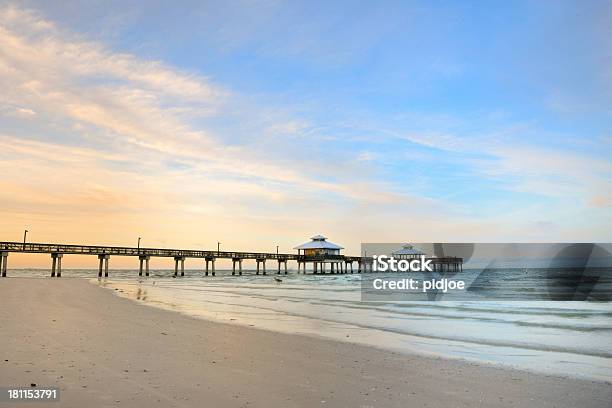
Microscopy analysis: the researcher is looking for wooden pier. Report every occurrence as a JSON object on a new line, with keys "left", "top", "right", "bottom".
{"left": 0, "top": 241, "right": 374, "bottom": 277}
{"left": 0, "top": 241, "right": 462, "bottom": 278}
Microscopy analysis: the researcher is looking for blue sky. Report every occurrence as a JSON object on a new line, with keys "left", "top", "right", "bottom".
{"left": 0, "top": 1, "right": 610, "bottom": 264}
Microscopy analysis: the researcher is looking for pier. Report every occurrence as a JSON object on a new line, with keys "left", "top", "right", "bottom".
{"left": 0, "top": 240, "right": 462, "bottom": 278}
{"left": 0, "top": 241, "right": 374, "bottom": 277}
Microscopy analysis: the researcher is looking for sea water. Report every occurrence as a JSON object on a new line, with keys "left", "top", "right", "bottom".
{"left": 10, "top": 268, "right": 612, "bottom": 382}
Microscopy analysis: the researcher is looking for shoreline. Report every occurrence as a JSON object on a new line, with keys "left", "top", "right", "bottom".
{"left": 1, "top": 278, "right": 610, "bottom": 407}
{"left": 100, "top": 277, "right": 612, "bottom": 384}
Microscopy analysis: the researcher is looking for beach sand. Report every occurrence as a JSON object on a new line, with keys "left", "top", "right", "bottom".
{"left": 0, "top": 278, "right": 609, "bottom": 408}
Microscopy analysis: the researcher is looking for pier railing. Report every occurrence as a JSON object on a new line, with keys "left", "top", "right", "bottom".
{"left": 0, "top": 241, "right": 301, "bottom": 260}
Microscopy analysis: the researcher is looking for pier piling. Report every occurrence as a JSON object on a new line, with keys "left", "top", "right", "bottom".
{"left": 174, "top": 256, "right": 185, "bottom": 277}
{"left": 205, "top": 257, "right": 214, "bottom": 276}
{"left": 232, "top": 258, "right": 242, "bottom": 275}
{"left": 277, "top": 259, "right": 288, "bottom": 274}
{"left": 1, "top": 251, "right": 8, "bottom": 277}
{"left": 139, "top": 255, "right": 150, "bottom": 277}
{"left": 256, "top": 259, "right": 266, "bottom": 275}
{"left": 97, "top": 254, "right": 110, "bottom": 278}
{"left": 51, "top": 253, "right": 62, "bottom": 277}
{"left": 51, "top": 255, "right": 56, "bottom": 277}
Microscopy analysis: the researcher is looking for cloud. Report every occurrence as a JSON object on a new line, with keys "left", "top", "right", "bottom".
{"left": 0, "top": 105, "right": 36, "bottom": 117}
{"left": 400, "top": 132, "right": 467, "bottom": 152}
{"left": 0, "top": 5, "right": 357, "bottom": 193}
{"left": 385, "top": 123, "right": 612, "bottom": 209}
{"left": 0, "top": 5, "right": 220, "bottom": 100}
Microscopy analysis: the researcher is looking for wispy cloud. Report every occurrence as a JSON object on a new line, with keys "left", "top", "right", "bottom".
{"left": 376, "top": 124, "right": 612, "bottom": 209}
{"left": 0, "top": 5, "right": 364, "bottom": 193}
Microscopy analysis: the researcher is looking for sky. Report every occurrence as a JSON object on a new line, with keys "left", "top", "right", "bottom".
{"left": 0, "top": 0, "right": 611, "bottom": 268}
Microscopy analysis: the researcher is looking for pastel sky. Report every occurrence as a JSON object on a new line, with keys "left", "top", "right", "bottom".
{"left": 1, "top": 1, "right": 610, "bottom": 267}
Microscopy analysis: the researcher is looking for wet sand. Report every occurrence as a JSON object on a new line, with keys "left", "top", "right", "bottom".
{"left": 0, "top": 278, "right": 610, "bottom": 407}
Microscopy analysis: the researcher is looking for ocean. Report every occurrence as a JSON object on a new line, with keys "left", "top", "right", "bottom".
{"left": 8, "top": 268, "right": 612, "bottom": 382}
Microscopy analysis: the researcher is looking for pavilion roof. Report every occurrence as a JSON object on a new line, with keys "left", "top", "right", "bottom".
{"left": 294, "top": 235, "right": 344, "bottom": 250}
{"left": 392, "top": 244, "right": 426, "bottom": 256}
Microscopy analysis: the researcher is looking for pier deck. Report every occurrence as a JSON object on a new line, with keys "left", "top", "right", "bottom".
{"left": 0, "top": 241, "right": 461, "bottom": 277}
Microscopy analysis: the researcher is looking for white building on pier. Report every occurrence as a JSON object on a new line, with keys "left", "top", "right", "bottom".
{"left": 294, "top": 235, "right": 345, "bottom": 274}
{"left": 294, "top": 235, "right": 343, "bottom": 256}
{"left": 392, "top": 243, "right": 426, "bottom": 260}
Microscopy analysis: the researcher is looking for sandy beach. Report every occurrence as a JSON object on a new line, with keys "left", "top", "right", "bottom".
{"left": 0, "top": 278, "right": 610, "bottom": 408}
